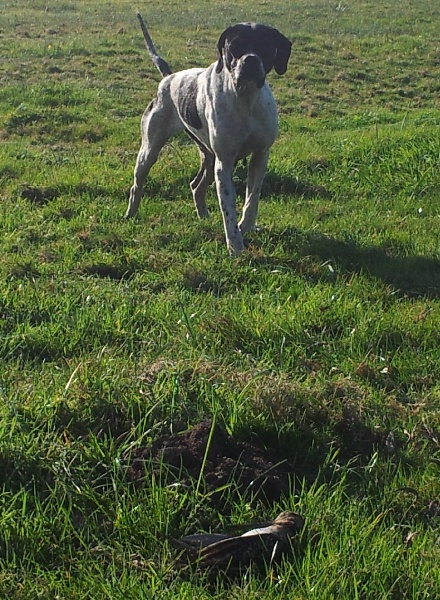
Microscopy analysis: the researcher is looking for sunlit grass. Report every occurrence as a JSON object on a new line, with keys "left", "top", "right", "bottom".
{"left": 0, "top": 0, "right": 439, "bottom": 597}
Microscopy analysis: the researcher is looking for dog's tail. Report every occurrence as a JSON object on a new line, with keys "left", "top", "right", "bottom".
{"left": 137, "top": 12, "right": 172, "bottom": 77}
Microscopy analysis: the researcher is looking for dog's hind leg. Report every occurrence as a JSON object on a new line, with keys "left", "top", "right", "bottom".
{"left": 125, "top": 96, "right": 182, "bottom": 218}
{"left": 190, "top": 146, "right": 214, "bottom": 219}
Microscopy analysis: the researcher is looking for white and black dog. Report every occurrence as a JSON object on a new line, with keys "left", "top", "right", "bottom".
{"left": 125, "top": 13, "right": 291, "bottom": 255}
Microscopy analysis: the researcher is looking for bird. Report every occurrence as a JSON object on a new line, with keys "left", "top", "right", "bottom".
{"left": 173, "top": 511, "right": 305, "bottom": 574}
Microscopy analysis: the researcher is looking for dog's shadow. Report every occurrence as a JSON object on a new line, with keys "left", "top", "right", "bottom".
{"left": 139, "top": 160, "right": 329, "bottom": 201}
{"left": 253, "top": 227, "right": 440, "bottom": 299}
{"left": 232, "top": 166, "right": 330, "bottom": 199}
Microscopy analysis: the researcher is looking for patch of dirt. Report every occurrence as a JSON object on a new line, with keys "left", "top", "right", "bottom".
{"left": 128, "top": 419, "right": 294, "bottom": 506}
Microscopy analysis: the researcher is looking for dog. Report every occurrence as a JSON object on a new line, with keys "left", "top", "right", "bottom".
{"left": 125, "top": 13, "right": 292, "bottom": 255}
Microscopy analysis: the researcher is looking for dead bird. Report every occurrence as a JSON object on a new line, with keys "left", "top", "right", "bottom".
{"left": 174, "top": 511, "right": 305, "bottom": 573}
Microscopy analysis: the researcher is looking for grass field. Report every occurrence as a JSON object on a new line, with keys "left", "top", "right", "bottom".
{"left": 1, "top": 0, "right": 440, "bottom": 597}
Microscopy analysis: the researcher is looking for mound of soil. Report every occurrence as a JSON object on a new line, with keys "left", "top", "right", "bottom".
{"left": 128, "top": 419, "right": 294, "bottom": 506}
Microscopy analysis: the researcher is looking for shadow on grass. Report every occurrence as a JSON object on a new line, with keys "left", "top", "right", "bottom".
{"left": 262, "top": 171, "right": 330, "bottom": 199}
{"left": 18, "top": 164, "right": 328, "bottom": 209}
{"left": 19, "top": 183, "right": 116, "bottom": 204}
{"left": 77, "top": 224, "right": 439, "bottom": 299}
{"left": 131, "top": 167, "right": 327, "bottom": 202}
{"left": 256, "top": 228, "right": 440, "bottom": 298}
{"left": 80, "top": 261, "right": 139, "bottom": 280}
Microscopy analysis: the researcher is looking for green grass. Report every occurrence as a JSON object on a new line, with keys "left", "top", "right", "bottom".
{"left": 1, "top": 0, "right": 440, "bottom": 597}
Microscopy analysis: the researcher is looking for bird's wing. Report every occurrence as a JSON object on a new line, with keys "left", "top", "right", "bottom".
{"left": 198, "top": 532, "right": 277, "bottom": 568}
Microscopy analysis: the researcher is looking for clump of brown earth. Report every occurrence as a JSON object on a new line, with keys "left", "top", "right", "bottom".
{"left": 128, "top": 419, "right": 294, "bottom": 505}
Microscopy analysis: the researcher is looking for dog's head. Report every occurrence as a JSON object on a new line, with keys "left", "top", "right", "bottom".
{"left": 216, "top": 23, "right": 292, "bottom": 91}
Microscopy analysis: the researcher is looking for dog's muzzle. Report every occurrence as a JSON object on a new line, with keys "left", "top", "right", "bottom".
{"left": 234, "top": 54, "right": 266, "bottom": 90}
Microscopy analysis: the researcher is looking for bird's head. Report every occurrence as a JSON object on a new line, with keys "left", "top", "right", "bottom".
{"left": 273, "top": 511, "right": 305, "bottom": 537}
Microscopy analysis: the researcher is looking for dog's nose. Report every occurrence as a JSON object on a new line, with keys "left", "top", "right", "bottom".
{"left": 241, "top": 53, "right": 261, "bottom": 69}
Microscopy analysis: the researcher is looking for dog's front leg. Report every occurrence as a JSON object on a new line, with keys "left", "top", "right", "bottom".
{"left": 238, "top": 150, "right": 269, "bottom": 234}
{"left": 214, "top": 159, "right": 244, "bottom": 255}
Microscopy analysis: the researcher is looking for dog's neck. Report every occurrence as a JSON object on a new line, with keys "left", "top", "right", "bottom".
{"left": 219, "top": 69, "right": 263, "bottom": 113}
{"left": 235, "top": 82, "right": 263, "bottom": 115}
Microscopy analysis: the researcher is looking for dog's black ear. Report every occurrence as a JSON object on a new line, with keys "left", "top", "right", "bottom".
{"left": 216, "top": 25, "right": 241, "bottom": 73}
{"left": 273, "top": 31, "right": 292, "bottom": 75}
{"left": 216, "top": 28, "right": 229, "bottom": 73}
